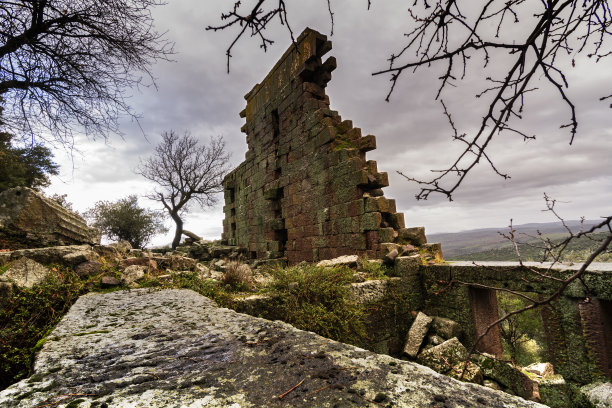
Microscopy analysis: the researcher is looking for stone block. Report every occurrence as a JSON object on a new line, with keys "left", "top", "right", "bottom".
{"left": 378, "top": 227, "right": 398, "bottom": 243}
{"left": 365, "top": 197, "right": 396, "bottom": 213}
{"left": 475, "top": 353, "right": 539, "bottom": 401}
{"left": 0, "top": 257, "right": 51, "bottom": 289}
{"left": 398, "top": 227, "right": 427, "bottom": 246}
{"left": 431, "top": 316, "right": 462, "bottom": 340}
{"left": 389, "top": 212, "right": 405, "bottom": 229}
{"left": 393, "top": 255, "right": 421, "bottom": 277}
{"left": 360, "top": 212, "right": 382, "bottom": 232}
{"left": 416, "top": 337, "right": 467, "bottom": 373}
{"left": 403, "top": 312, "right": 433, "bottom": 358}
{"left": 358, "top": 135, "right": 376, "bottom": 152}
{"left": 0, "top": 187, "right": 100, "bottom": 249}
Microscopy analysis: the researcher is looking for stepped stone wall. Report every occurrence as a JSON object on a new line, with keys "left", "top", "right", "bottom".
{"left": 222, "top": 28, "right": 417, "bottom": 264}
{"left": 0, "top": 187, "right": 100, "bottom": 249}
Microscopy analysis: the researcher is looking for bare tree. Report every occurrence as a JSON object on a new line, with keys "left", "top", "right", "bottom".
{"left": 0, "top": 0, "right": 173, "bottom": 146}
{"left": 208, "top": 1, "right": 611, "bottom": 199}
{"left": 137, "top": 131, "right": 230, "bottom": 249}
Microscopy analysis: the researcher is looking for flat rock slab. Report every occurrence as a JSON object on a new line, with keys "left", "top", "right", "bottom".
{"left": 0, "top": 289, "right": 546, "bottom": 408}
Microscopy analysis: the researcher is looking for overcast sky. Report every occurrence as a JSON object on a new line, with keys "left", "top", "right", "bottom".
{"left": 44, "top": 1, "right": 612, "bottom": 247}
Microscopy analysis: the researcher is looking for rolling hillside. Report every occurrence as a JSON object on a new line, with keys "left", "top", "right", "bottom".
{"left": 427, "top": 220, "right": 610, "bottom": 261}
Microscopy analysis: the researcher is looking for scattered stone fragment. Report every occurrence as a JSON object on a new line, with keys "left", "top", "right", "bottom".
{"left": 431, "top": 316, "right": 462, "bottom": 340}
{"left": 427, "top": 334, "right": 445, "bottom": 347}
{"left": 121, "top": 265, "right": 147, "bottom": 287}
{"left": 400, "top": 244, "right": 417, "bottom": 256}
{"left": 120, "top": 257, "right": 158, "bottom": 272}
{"left": 524, "top": 362, "right": 555, "bottom": 378}
{"left": 252, "top": 271, "right": 273, "bottom": 286}
{"left": 92, "top": 244, "right": 120, "bottom": 260}
{"left": 449, "top": 361, "right": 484, "bottom": 385}
{"left": 475, "top": 353, "right": 539, "bottom": 401}
{"left": 0, "top": 245, "right": 92, "bottom": 266}
{"left": 213, "top": 259, "right": 227, "bottom": 271}
{"left": 107, "top": 241, "right": 132, "bottom": 255}
{"left": 182, "top": 229, "right": 202, "bottom": 241}
{"left": 100, "top": 276, "right": 120, "bottom": 288}
{"left": 417, "top": 337, "right": 467, "bottom": 373}
{"left": 484, "top": 379, "right": 503, "bottom": 391}
{"left": 317, "top": 255, "right": 359, "bottom": 268}
{"left": 398, "top": 227, "right": 427, "bottom": 246}
{"left": 62, "top": 248, "right": 100, "bottom": 265}
{"left": 353, "top": 271, "right": 367, "bottom": 282}
{"left": 383, "top": 248, "right": 399, "bottom": 265}
{"left": 75, "top": 261, "right": 103, "bottom": 277}
{"left": 0, "top": 257, "right": 50, "bottom": 288}
{"left": 403, "top": 311, "right": 433, "bottom": 358}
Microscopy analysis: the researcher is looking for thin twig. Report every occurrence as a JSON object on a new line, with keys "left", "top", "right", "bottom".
{"left": 277, "top": 378, "right": 306, "bottom": 399}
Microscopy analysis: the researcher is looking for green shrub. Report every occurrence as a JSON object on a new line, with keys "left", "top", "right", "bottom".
{"left": 263, "top": 264, "right": 367, "bottom": 345}
{"left": 361, "top": 257, "right": 391, "bottom": 279}
{"left": 84, "top": 195, "right": 168, "bottom": 249}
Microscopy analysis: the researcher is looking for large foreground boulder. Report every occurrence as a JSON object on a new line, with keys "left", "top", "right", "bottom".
{"left": 0, "top": 187, "right": 100, "bottom": 249}
{"left": 0, "top": 289, "right": 546, "bottom": 408}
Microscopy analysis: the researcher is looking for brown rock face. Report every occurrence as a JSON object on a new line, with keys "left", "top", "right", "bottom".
{"left": 0, "top": 187, "right": 100, "bottom": 249}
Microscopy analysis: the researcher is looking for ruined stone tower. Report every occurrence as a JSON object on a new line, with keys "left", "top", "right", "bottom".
{"left": 222, "top": 28, "right": 429, "bottom": 264}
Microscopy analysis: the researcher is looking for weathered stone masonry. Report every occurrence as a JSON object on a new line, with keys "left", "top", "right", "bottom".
{"left": 222, "top": 28, "right": 421, "bottom": 263}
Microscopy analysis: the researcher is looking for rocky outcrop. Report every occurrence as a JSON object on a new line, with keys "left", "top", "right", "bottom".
{"left": 581, "top": 382, "right": 612, "bottom": 408}
{"left": 0, "top": 289, "right": 546, "bottom": 408}
{"left": 0, "top": 187, "right": 100, "bottom": 249}
{"left": 0, "top": 244, "right": 98, "bottom": 266}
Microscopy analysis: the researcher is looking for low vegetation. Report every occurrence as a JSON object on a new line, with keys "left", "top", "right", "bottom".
{"left": 262, "top": 264, "right": 368, "bottom": 344}
{"left": 0, "top": 267, "right": 85, "bottom": 389}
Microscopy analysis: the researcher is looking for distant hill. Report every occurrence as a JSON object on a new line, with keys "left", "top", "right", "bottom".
{"left": 427, "top": 220, "right": 610, "bottom": 261}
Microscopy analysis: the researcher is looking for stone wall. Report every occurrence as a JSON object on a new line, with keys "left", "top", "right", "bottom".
{"left": 0, "top": 187, "right": 100, "bottom": 249}
{"left": 222, "top": 28, "right": 418, "bottom": 264}
{"left": 419, "top": 261, "right": 612, "bottom": 384}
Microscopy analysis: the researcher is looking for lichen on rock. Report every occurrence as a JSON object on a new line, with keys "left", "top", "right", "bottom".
{"left": 0, "top": 289, "right": 547, "bottom": 408}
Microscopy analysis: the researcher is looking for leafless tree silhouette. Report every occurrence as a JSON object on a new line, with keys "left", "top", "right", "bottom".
{"left": 0, "top": 0, "right": 173, "bottom": 146}
{"left": 137, "top": 131, "right": 230, "bottom": 249}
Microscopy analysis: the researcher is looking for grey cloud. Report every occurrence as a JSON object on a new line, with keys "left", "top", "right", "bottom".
{"left": 44, "top": 0, "right": 610, "bottom": 239}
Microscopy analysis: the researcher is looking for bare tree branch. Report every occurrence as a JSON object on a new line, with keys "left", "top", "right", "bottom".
{"left": 0, "top": 0, "right": 174, "bottom": 146}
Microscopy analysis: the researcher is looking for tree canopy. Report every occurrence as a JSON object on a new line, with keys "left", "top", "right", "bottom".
{"left": 0, "top": 132, "right": 58, "bottom": 192}
{"left": 0, "top": 0, "right": 173, "bottom": 145}
{"left": 85, "top": 195, "right": 168, "bottom": 249}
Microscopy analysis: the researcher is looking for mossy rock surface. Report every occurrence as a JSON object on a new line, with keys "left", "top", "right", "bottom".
{"left": 0, "top": 289, "right": 548, "bottom": 408}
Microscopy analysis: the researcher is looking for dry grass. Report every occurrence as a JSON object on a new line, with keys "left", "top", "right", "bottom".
{"left": 222, "top": 261, "right": 254, "bottom": 291}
